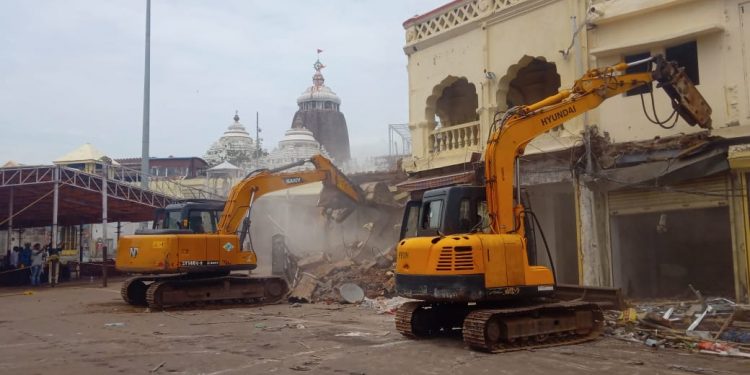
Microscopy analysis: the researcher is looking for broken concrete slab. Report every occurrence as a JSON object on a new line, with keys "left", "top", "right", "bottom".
{"left": 297, "top": 253, "right": 331, "bottom": 271}
{"left": 288, "top": 272, "right": 319, "bottom": 303}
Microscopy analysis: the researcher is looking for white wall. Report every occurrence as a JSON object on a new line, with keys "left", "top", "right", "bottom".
{"left": 591, "top": 0, "right": 749, "bottom": 142}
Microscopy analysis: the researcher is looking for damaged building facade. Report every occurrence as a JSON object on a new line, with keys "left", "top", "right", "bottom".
{"left": 400, "top": 0, "right": 750, "bottom": 302}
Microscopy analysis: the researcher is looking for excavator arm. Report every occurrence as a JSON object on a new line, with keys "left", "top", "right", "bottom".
{"left": 485, "top": 55, "right": 712, "bottom": 234}
{"left": 217, "top": 154, "right": 364, "bottom": 235}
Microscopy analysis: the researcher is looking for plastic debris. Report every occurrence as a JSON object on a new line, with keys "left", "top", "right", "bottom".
{"left": 360, "top": 296, "right": 415, "bottom": 314}
{"left": 604, "top": 294, "right": 750, "bottom": 355}
{"left": 335, "top": 331, "right": 371, "bottom": 337}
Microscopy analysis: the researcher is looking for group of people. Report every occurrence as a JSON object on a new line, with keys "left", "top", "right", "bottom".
{"left": 5, "top": 243, "right": 61, "bottom": 286}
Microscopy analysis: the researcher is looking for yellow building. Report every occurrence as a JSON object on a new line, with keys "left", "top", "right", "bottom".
{"left": 401, "top": 0, "right": 750, "bottom": 302}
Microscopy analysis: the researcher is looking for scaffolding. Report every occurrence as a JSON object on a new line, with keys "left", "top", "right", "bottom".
{"left": 388, "top": 123, "right": 412, "bottom": 156}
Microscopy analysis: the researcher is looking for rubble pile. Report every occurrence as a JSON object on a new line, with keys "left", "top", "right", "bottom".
{"left": 605, "top": 293, "right": 750, "bottom": 358}
{"left": 286, "top": 246, "right": 396, "bottom": 304}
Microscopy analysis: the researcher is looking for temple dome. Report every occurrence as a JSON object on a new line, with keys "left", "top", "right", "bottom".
{"left": 297, "top": 85, "right": 341, "bottom": 105}
{"left": 204, "top": 112, "right": 256, "bottom": 168}
{"left": 223, "top": 112, "right": 252, "bottom": 138}
{"left": 265, "top": 127, "right": 330, "bottom": 170}
{"left": 278, "top": 128, "right": 319, "bottom": 148}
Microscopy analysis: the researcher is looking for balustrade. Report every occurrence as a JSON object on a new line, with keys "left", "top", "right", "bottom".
{"left": 428, "top": 121, "right": 481, "bottom": 153}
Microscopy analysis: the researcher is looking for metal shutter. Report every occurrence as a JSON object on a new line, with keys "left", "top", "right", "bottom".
{"left": 608, "top": 175, "right": 729, "bottom": 216}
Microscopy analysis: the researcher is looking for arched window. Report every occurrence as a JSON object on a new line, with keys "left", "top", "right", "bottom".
{"left": 500, "top": 58, "right": 560, "bottom": 109}
{"left": 426, "top": 77, "right": 478, "bottom": 128}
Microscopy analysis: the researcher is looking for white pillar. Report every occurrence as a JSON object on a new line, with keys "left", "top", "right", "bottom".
{"left": 102, "top": 164, "right": 108, "bottom": 287}
{"left": 576, "top": 181, "right": 613, "bottom": 287}
{"left": 52, "top": 167, "right": 59, "bottom": 249}
{"left": 7, "top": 187, "right": 13, "bottom": 253}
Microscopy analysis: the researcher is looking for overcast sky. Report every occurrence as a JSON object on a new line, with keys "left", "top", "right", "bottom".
{"left": 0, "top": 0, "right": 445, "bottom": 165}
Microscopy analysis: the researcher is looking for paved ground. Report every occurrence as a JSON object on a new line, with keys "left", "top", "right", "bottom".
{"left": 0, "top": 279, "right": 747, "bottom": 375}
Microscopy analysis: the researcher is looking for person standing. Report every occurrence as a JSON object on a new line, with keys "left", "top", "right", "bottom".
{"left": 19, "top": 243, "right": 32, "bottom": 268}
{"left": 10, "top": 246, "right": 19, "bottom": 268}
{"left": 47, "top": 245, "right": 61, "bottom": 287}
{"left": 30, "top": 243, "right": 44, "bottom": 286}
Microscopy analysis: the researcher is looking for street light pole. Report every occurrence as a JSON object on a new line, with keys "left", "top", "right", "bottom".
{"left": 140, "top": 0, "right": 151, "bottom": 188}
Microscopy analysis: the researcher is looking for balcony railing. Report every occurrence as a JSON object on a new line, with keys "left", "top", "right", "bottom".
{"left": 404, "top": 0, "right": 533, "bottom": 47}
{"left": 429, "top": 121, "right": 481, "bottom": 153}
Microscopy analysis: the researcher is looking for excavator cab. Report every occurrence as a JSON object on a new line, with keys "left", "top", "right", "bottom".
{"left": 399, "top": 186, "right": 539, "bottom": 264}
{"left": 399, "top": 186, "right": 488, "bottom": 240}
{"left": 145, "top": 200, "right": 224, "bottom": 233}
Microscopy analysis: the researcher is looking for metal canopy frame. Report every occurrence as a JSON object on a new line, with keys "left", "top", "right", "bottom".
{"left": 0, "top": 164, "right": 218, "bottom": 230}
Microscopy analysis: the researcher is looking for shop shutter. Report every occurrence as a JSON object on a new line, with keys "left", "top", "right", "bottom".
{"left": 608, "top": 175, "right": 729, "bottom": 216}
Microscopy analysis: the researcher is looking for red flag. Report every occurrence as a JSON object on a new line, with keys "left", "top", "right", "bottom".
{"left": 317, "top": 48, "right": 323, "bottom": 53}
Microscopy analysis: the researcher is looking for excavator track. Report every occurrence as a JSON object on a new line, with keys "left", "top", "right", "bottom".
{"left": 120, "top": 277, "right": 149, "bottom": 306}
{"left": 395, "top": 302, "right": 467, "bottom": 338}
{"left": 395, "top": 302, "right": 427, "bottom": 338}
{"left": 144, "top": 275, "right": 289, "bottom": 310}
{"left": 396, "top": 300, "right": 604, "bottom": 353}
{"left": 121, "top": 274, "right": 184, "bottom": 307}
{"left": 462, "top": 301, "right": 603, "bottom": 353}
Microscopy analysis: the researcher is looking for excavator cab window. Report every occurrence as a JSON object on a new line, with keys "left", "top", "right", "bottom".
{"left": 159, "top": 210, "right": 183, "bottom": 230}
{"left": 152, "top": 209, "right": 166, "bottom": 229}
{"left": 164, "top": 211, "right": 182, "bottom": 229}
{"left": 422, "top": 200, "right": 443, "bottom": 230}
{"left": 189, "top": 213, "right": 205, "bottom": 233}
{"left": 187, "top": 210, "right": 220, "bottom": 233}
{"left": 458, "top": 198, "right": 472, "bottom": 232}
{"left": 399, "top": 200, "right": 421, "bottom": 240}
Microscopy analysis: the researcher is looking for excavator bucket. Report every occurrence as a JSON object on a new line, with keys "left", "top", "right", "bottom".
{"left": 653, "top": 57, "right": 712, "bottom": 129}
{"left": 318, "top": 184, "right": 357, "bottom": 222}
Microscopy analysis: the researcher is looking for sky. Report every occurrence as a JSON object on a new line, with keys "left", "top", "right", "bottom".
{"left": 0, "top": 0, "right": 446, "bottom": 165}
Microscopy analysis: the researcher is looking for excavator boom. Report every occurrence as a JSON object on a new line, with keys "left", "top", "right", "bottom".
{"left": 485, "top": 55, "right": 711, "bottom": 234}
{"left": 218, "top": 154, "right": 364, "bottom": 234}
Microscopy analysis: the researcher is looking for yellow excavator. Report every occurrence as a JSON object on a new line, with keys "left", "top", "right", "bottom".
{"left": 395, "top": 55, "right": 712, "bottom": 352}
{"left": 117, "top": 154, "right": 364, "bottom": 309}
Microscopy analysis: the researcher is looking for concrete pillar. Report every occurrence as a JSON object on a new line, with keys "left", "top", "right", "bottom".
{"left": 728, "top": 171, "right": 750, "bottom": 303}
{"left": 7, "top": 187, "right": 13, "bottom": 254}
{"left": 78, "top": 223, "right": 84, "bottom": 279}
{"left": 575, "top": 180, "right": 612, "bottom": 287}
{"left": 413, "top": 121, "right": 431, "bottom": 159}
{"left": 102, "top": 164, "right": 108, "bottom": 287}
{"left": 52, "top": 167, "right": 59, "bottom": 249}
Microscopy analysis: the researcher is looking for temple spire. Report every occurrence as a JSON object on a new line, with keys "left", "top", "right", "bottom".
{"left": 313, "top": 49, "right": 326, "bottom": 88}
